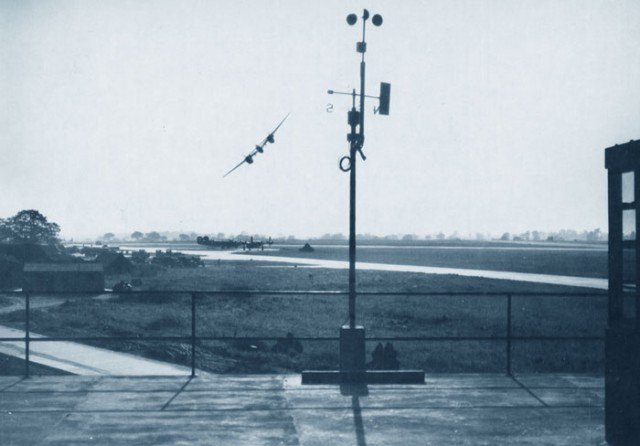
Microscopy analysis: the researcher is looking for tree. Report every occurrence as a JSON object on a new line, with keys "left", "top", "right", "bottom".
{"left": 586, "top": 228, "right": 603, "bottom": 242}
{"left": 500, "top": 232, "right": 511, "bottom": 241}
{"left": 131, "top": 231, "right": 143, "bottom": 241}
{"left": 103, "top": 233, "right": 115, "bottom": 242}
{"left": 178, "top": 234, "right": 191, "bottom": 242}
{"left": 0, "top": 210, "right": 60, "bottom": 244}
{"left": 0, "top": 221, "right": 12, "bottom": 241}
{"left": 144, "top": 231, "right": 165, "bottom": 242}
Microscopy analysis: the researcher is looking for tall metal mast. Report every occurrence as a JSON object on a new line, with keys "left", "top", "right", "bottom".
{"left": 302, "top": 10, "right": 423, "bottom": 385}
{"left": 342, "top": 9, "right": 384, "bottom": 328}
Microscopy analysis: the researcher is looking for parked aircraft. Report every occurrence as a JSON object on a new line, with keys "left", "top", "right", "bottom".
{"left": 196, "top": 236, "right": 242, "bottom": 250}
{"left": 243, "top": 236, "right": 273, "bottom": 251}
{"left": 196, "top": 236, "right": 273, "bottom": 251}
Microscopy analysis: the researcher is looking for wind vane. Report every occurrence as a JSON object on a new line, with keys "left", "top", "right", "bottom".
{"left": 223, "top": 113, "right": 290, "bottom": 178}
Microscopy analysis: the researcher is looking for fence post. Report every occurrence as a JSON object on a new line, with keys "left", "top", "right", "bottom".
{"left": 191, "top": 292, "right": 196, "bottom": 377}
{"left": 25, "top": 292, "right": 30, "bottom": 378}
{"left": 506, "top": 293, "right": 512, "bottom": 376}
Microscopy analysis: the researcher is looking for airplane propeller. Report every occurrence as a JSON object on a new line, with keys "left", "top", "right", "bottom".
{"left": 223, "top": 113, "right": 290, "bottom": 178}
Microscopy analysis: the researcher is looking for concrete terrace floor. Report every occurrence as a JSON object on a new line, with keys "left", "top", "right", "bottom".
{"left": 0, "top": 374, "right": 605, "bottom": 446}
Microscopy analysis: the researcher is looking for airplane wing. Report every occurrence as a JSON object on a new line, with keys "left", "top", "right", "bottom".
{"left": 256, "top": 137, "right": 269, "bottom": 148}
{"left": 223, "top": 158, "right": 247, "bottom": 178}
{"left": 270, "top": 112, "right": 290, "bottom": 136}
{"left": 223, "top": 113, "right": 291, "bottom": 178}
{"left": 254, "top": 114, "right": 289, "bottom": 147}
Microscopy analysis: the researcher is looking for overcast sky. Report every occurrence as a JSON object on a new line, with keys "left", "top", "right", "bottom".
{"left": 2, "top": 0, "right": 640, "bottom": 240}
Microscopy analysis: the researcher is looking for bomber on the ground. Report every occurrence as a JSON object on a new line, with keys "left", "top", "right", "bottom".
{"left": 243, "top": 236, "right": 273, "bottom": 251}
{"left": 196, "top": 236, "right": 242, "bottom": 250}
{"left": 196, "top": 236, "right": 273, "bottom": 251}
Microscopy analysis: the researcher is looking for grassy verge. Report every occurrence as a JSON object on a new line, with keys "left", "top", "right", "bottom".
{"left": 0, "top": 262, "right": 606, "bottom": 375}
{"left": 0, "top": 295, "right": 17, "bottom": 307}
{"left": 240, "top": 245, "right": 610, "bottom": 278}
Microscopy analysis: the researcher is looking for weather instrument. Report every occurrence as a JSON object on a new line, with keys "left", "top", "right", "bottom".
{"left": 223, "top": 113, "right": 290, "bottom": 178}
{"left": 325, "top": 9, "right": 391, "bottom": 330}
{"left": 301, "top": 9, "right": 421, "bottom": 385}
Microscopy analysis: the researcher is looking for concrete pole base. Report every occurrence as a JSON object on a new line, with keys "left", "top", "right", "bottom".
{"left": 301, "top": 325, "right": 425, "bottom": 385}
{"left": 340, "top": 325, "right": 366, "bottom": 372}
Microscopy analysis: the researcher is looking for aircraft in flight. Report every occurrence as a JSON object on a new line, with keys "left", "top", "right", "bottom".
{"left": 223, "top": 113, "right": 290, "bottom": 178}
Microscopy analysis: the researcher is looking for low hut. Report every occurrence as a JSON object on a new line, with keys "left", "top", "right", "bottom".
{"left": 0, "top": 254, "right": 21, "bottom": 289}
{"left": 0, "top": 243, "right": 59, "bottom": 263}
{"left": 299, "top": 243, "right": 315, "bottom": 253}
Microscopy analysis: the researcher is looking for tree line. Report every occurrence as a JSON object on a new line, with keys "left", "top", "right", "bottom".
{"left": 0, "top": 210, "right": 60, "bottom": 245}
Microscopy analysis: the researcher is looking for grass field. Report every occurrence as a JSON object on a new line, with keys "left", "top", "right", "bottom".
{"left": 0, "top": 257, "right": 607, "bottom": 375}
{"left": 242, "top": 244, "right": 610, "bottom": 278}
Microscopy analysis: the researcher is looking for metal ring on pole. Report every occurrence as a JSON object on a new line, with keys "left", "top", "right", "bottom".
{"left": 339, "top": 156, "right": 352, "bottom": 172}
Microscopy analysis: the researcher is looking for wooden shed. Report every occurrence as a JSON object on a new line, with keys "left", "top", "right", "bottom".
{"left": 22, "top": 263, "right": 105, "bottom": 293}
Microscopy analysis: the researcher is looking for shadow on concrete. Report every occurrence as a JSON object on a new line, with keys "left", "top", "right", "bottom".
{"left": 341, "top": 383, "right": 369, "bottom": 446}
{"left": 161, "top": 376, "right": 193, "bottom": 410}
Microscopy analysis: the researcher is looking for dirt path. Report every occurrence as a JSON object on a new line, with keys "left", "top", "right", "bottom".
{"left": 0, "top": 294, "right": 195, "bottom": 375}
{"left": 0, "top": 296, "right": 68, "bottom": 314}
{"left": 0, "top": 324, "right": 193, "bottom": 375}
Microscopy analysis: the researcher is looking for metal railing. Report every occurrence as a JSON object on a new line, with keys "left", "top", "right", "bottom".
{"left": 0, "top": 290, "right": 607, "bottom": 377}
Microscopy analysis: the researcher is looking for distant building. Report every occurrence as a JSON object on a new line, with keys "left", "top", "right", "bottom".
{"left": 22, "top": 263, "right": 105, "bottom": 293}
{"left": 0, "top": 254, "right": 21, "bottom": 289}
{"left": 0, "top": 243, "right": 59, "bottom": 263}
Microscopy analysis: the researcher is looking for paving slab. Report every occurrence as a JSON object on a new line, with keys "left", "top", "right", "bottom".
{"left": 0, "top": 376, "right": 23, "bottom": 391}
{"left": 0, "top": 391, "right": 87, "bottom": 412}
{"left": 4, "top": 376, "right": 98, "bottom": 392}
{"left": 167, "top": 388, "right": 290, "bottom": 411}
{"left": 289, "top": 406, "right": 605, "bottom": 446}
{"left": 0, "top": 374, "right": 606, "bottom": 445}
{"left": 563, "top": 375, "right": 605, "bottom": 388}
{"left": 75, "top": 391, "right": 176, "bottom": 411}
{"left": 88, "top": 376, "right": 191, "bottom": 392}
{"left": 184, "top": 374, "right": 285, "bottom": 392}
{"left": 284, "top": 386, "right": 542, "bottom": 410}
{"left": 0, "top": 412, "right": 68, "bottom": 446}
{"left": 515, "top": 374, "right": 604, "bottom": 389}
{"left": 38, "top": 411, "right": 300, "bottom": 446}
{"left": 422, "top": 373, "right": 519, "bottom": 389}
{"left": 529, "top": 387, "right": 604, "bottom": 407}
